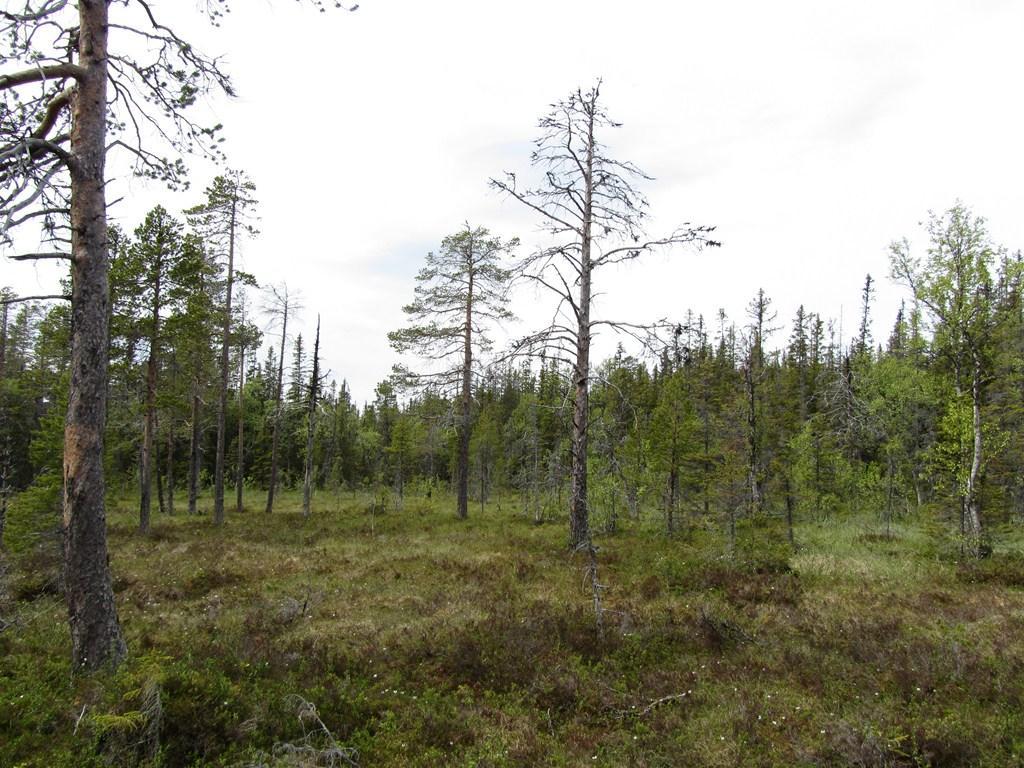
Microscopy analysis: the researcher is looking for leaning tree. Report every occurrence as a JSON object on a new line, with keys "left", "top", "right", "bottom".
{"left": 388, "top": 225, "right": 517, "bottom": 520}
{"left": 0, "top": 0, "right": 354, "bottom": 671}
{"left": 492, "top": 81, "right": 719, "bottom": 550}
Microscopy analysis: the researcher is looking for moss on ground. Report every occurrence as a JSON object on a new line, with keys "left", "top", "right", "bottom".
{"left": 3, "top": 491, "right": 1024, "bottom": 766}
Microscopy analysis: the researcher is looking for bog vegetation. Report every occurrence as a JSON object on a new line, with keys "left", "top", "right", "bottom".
{"left": 2, "top": 3, "right": 1024, "bottom": 767}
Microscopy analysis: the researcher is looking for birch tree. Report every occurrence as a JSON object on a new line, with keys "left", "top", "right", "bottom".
{"left": 890, "top": 204, "right": 1002, "bottom": 556}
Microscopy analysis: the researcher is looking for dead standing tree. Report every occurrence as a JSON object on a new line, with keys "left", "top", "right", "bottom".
{"left": 264, "top": 283, "right": 301, "bottom": 515}
{"left": 302, "top": 315, "right": 322, "bottom": 519}
{"left": 0, "top": 0, "right": 354, "bottom": 671}
{"left": 388, "top": 225, "right": 516, "bottom": 520}
{"left": 491, "top": 81, "right": 718, "bottom": 551}
{"left": 233, "top": 287, "right": 262, "bottom": 513}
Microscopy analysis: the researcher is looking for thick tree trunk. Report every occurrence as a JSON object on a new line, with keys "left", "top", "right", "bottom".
{"left": 302, "top": 317, "right": 320, "bottom": 519}
{"left": 457, "top": 248, "right": 474, "bottom": 520}
{"left": 265, "top": 304, "right": 288, "bottom": 514}
{"left": 63, "top": 0, "right": 126, "bottom": 671}
{"left": 213, "top": 199, "right": 236, "bottom": 526}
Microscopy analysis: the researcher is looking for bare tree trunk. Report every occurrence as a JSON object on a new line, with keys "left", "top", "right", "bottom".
{"left": 457, "top": 246, "right": 474, "bottom": 520}
{"left": 63, "top": 0, "right": 126, "bottom": 670}
{"left": 0, "top": 301, "right": 8, "bottom": 379}
{"left": 745, "top": 365, "right": 760, "bottom": 516}
{"left": 0, "top": 443, "right": 11, "bottom": 550}
{"left": 139, "top": 255, "right": 162, "bottom": 534}
{"left": 213, "top": 198, "right": 236, "bottom": 526}
{"left": 165, "top": 422, "right": 175, "bottom": 515}
{"left": 324, "top": 386, "right": 340, "bottom": 491}
{"left": 569, "top": 123, "right": 594, "bottom": 552}
{"left": 235, "top": 332, "right": 245, "bottom": 514}
{"left": 265, "top": 301, "right": 288, "bottom": 514}
{"left": 156, "top": 436, "right": 165, "bottom": 516}
{"left": 188, "top": 381, "right": 201, "bottom": 515}
{"left": 302, "top": 317, "right": 320, "bottom": 519}
{"left": 569, "top": 286, "right": 592, "bottom": 548}
{"left": 965, "top": 352, "right": 984, "bottom": 553}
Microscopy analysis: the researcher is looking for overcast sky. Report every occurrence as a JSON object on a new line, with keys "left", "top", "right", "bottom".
{"left": 7, "top": 0, "right": 1024, "bottom": 404}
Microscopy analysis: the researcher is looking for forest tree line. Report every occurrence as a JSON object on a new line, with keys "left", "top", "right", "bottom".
{"left": 3, "top": 202, "right": 1022, "bottom": 560}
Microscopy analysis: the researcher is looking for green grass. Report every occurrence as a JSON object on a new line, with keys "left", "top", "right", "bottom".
{"left": 3, "top": 490, "right": 1024, "bottom": 766}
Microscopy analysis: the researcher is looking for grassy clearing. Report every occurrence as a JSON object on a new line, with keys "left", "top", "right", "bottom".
{"left": 3, "top": 490, "right": 1024, "bottom": 766}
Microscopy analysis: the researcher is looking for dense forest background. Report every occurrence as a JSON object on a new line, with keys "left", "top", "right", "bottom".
{"left": 4, "top": 202, "right": 1021, "bottom": 559}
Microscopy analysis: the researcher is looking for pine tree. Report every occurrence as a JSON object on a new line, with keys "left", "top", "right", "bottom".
{"left": 186, "top": 172, "right": 259, "bottom": 527}
{"left": 389, "top": 225, "right": 515, "bottom": 520}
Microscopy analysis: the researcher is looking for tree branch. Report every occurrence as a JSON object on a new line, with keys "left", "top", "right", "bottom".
{"left": 0, "top": 293, "right": 69, "bottom": 305}
{"left": 0, "top": 62, "right": 85, "bottom": 91}
{"left": 7, "top": 251, "right": 71, "bottom": 261}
